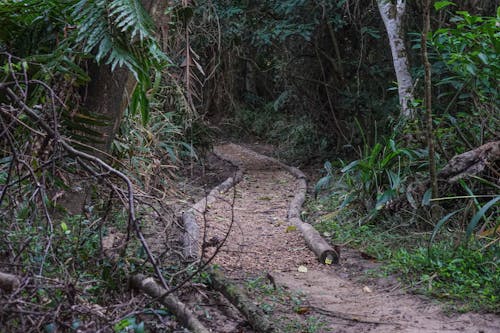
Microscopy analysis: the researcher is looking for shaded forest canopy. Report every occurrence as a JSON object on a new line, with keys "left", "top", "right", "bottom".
{"left": 0, "top": 0, "right": 498, "bottom": 332}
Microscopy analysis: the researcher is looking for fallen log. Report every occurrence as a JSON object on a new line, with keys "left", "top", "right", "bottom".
{"left": 182, "top": 169, "right": 245, "bottom": 260}
{"left": 438, "top": 140, "right": 500, "bottom": 183}
{"left": 290, "top": 217, "right": 339, "bottom": 264}
{"left": 208, "top": 268, "right": 274, "bottom": 333}
{"left": 0, "top": 271, "right": 20, "bottom": 292}
{"left": 182, "top": 211, "right": 199, "bottom": 260}
{"left": 288, "top": 178, "right": 307, "bottom": 219}
{"left": 129, "top": 274, "right": 209, "bottom": 333}
{"left": 286, "top": 165, "right": 339, "bottom": 264}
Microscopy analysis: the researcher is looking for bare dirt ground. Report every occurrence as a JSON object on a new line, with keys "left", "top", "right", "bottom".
{"left": 189, "top": 143, "right": 500, "bottom": 333}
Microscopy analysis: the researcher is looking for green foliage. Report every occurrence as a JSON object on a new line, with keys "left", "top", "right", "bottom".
{"left": 0, "top": 0, "right": 171, "bottom": 124}
{"left": 311, "top": 188, "right": 500, "bottom": 312}
{"left": 316, "top": 135, "right": 417, "bottom": 220}
{"left": 432, "top": 10, "right": 498, "bottom": 99}
{"left": 72, "top": 0, "right": 171, "bottom": 123}
{"left": 429, "top": 9, "right": 499, "bottom": 151}
{"left": 214, "top": 0, "right": 347, "bottom": 47}
{"left": 0, "top": 0, "right": 72, "bottom": 55}
{"left": 390, "top": 243, "right": 499, "bottom": 312}
{"left": 73, "top": 0, "right": 169, "bottom": 77}
{"left": 114, "top": 317, "right": 145, "bottom": 333}
{"left": 229, "top": 95, "right": 329, "bottom": 163}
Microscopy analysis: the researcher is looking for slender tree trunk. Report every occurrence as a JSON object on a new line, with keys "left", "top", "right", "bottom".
{"left": 422, "top": 0, "right": 438, "bottom": 197}
{"left": 377, "top": 0, "right": 415, "bottom": 119}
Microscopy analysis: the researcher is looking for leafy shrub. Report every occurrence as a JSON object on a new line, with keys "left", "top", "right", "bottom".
{"left": 316, "top": 136, "right": 418, "bottom": 220}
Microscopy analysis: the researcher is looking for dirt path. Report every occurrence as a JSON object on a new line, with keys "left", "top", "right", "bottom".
{"left": 193, "top": 143, "right": 500, "bottom": 333}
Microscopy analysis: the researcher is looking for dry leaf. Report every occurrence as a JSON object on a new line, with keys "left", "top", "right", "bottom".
{"left": 297, "top": 265, "right": 308, "bottom": 273}
{"left": 295, "top": 307, "right": 310, "bottom": 314}
{"left": 363, "top": 286, "right": 372, "bottom": 293}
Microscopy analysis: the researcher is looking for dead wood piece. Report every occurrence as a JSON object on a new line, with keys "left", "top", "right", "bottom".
{"left": 0, "top": 271, "right": 20, "bottom": 292}
{"left": 182, "top": 211, "right": 199, "bottom": 260}
{"left": 288, "top": 179, "right": 307, "bottom": 219}
{"left": 208, "top": 268, "right": 274, "bottom": 333}
{"left": 183, "top": 169, "right": 245, "bottom": 260}
{"left": 286, "top": 167, "right": 339, "bottom": 264}
{"left": 290, "top": 218, "right": 339, "bottom": 264}
{"left": 129, "top": 274, "right": 209, "bottom": 333}
{"left": 438, "top": 141, "right": 500, "bottom": 183}
{"left": 283, "top": 165, "right": 307, "bottom": 179}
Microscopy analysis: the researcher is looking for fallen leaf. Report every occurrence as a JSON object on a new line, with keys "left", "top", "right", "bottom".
{"left": 363, "top": 286, "right": 372, "bottom": 293}
{"left": 295, "top": 307, "right": 310, "bottom": 314}
{"left": 286, "top": 225, "right": 297, "bottom": 232}
{"left": 297, "top": 265, "right": 308, "bottom": 273}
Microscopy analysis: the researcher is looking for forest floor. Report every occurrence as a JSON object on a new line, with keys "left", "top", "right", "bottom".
{"left": 185, "top": 142, "right": 500, "bottom": 333}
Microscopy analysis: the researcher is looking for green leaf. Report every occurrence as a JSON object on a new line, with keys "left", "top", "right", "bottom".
{"left": 465, "top": 196, "right": 500, "bottom": 242}
{"left": 428, "top": 209, "right": 463, "bottom": 257}
{"left": 341, "top": 160, "right": 360, "bottom": 173}
{"left": 375, "top": 190, "right": 395, "bottom": 210}
{"left": 422, "top": 188, "right": 432, "bottom": 206}
{"left": 477, "top": 52, "right": 488, "bottom": 65}
{"left": 434, "top": 1, "right": 456, "bottom": 11}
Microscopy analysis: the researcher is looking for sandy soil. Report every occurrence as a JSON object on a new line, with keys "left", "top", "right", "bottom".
{"left": 190, "top": 143, "right": 500, "bottom": 333}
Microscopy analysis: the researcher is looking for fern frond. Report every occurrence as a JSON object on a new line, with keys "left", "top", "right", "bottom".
{"left": 73, "top": 0, "right": 169, "bottom": 77}
{"left": 108, "top": 0, "right": 154, "bottom": 41}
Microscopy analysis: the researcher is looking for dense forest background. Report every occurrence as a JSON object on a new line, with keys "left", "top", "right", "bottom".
{"left": 0, "top": 0, "right": 498, "bottom": 332}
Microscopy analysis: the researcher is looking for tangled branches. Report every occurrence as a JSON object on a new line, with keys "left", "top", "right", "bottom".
{"left": 0, "top": 52, "right": 185, "bottom": 331}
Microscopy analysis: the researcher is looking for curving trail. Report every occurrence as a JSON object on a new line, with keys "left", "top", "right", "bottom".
{"left": 199, "top": 143, "right": 323, "bottom": 276}
{"left": 192, "top": 143, "right": 500, "bottom": 333}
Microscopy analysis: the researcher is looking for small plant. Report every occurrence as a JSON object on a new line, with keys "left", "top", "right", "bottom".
{"left": 114, "top": 317, "right": 145, "bottom": 333}
{"left": 316, "top": 136, "right": 417, "bottom": 222}
{"left": 389, "top": 242, "right": 499, "bottom": 313}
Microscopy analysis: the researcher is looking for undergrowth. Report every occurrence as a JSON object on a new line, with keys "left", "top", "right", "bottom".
{"left": 245, "top": 275, "right": 328, "bottom": 333}
{"left": 224, "top": 97, "right": 330, "bottom": 164}
{"left": 310, "top": 175, "right": 500, "bottom": 313}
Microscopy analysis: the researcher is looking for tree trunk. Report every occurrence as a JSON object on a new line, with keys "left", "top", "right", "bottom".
{"left": 377, "top": 0, "right": 414, "bottom": 119}
{"left": 82, "top": 0, "right": 164, "bottom": 157}
{"left": 422, "top": 0, "right": 438, "bottom": 197}
{"left": 82, "top": 65, "right": 135, "bottom": 157}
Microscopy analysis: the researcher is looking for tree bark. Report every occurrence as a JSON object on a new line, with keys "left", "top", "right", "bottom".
{"left": 208, "top": 268, "right": 274, "bottom": 333}
{"left": 81, "top": 0, "right": 165, "bottom": 157}
{"left": 422, "top": 0, "right": 438, "bottom": 197}
{"left": 0, "top": 271, "right": 20, "bottom": 292}
{"left": 377, "top": 0, "right": 415, "bottom": 119}
{"left": 129, "top": 274, "right": 210, "bottom": 333}
{"left": 82, "top": 65, "right": 135, "bottom": 156}
{"left": 438, "top": 141, "right": 500, "bottom": 183}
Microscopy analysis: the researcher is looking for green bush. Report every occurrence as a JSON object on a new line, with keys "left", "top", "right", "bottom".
{"left": 390, "top": 242, "right": 499, "bottom": 312}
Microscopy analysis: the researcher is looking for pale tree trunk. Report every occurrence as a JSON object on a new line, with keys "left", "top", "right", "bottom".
{"left": 377, "top": 0, "right": 414, "bottom": 119}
